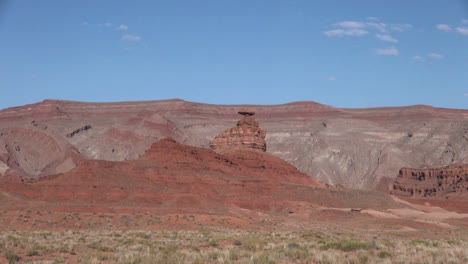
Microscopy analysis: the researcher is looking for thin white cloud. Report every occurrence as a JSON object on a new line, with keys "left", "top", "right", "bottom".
{"left": 116, "top": 24, "right": 128, "bottom": 31}
{"left": 376, "top": 34, "right": 398, "bottom": 43}
{"left": 428, "top": 53, "right": 444, "bottom": 59}
{"left": 122, "top": 34, "right": 141, "bottom": 41}
{"left": 375, "top": 47, "right": 399, "bottom": 56}
{"left": 323, "top": 28, "right": 368, "bottom": 37}
{"left": 412, "top": 56, "right": 423, "bottom": 61}
{"left": 462, "top": 19, "right": 468, "bottom": 24}
{"left": 367, "top": 17, "right": 379, "bottom": 21}
{"left": 375, "top": 47, "right": 400, "bottom": 56}
{"left": 436, "top": 24, "right": 452, "bottom": 32}
{"left": 81, "top": 21, "right": 89, "bottom": 26}
{"left": 336, "top": 21, "right": 366, "bottom": 29}
{"left": 367, "top": 22, "right": 387, "bottom": 32}
{"left": 456, "top": 27, "right": 468, "bottom": 35}
{"left": 327, "top": 76, "right": 336, "bottom": 81}
{"left": 390, "top": 24, "right": 413, "bottom": 32}
{"left": 103, "top": 22, "right": 112, "bottom": 27}
{"left": 464, "top": 93, "right": 468, "bottom": 96}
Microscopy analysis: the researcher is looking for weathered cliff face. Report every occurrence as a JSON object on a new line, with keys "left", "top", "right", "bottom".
{"left": 210, "top": 113, "right": 266, "bottom": 153}
{"left": 0, "top": 99, "right": 467, "bottom": 190}
{"left": 392, "top": 164, "right": 468, "bottom": 199}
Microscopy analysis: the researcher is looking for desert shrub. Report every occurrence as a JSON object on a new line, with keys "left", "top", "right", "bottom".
{"left": 26, "top": 248, "right": 39, "bottom": 256}
{"left": 287, "top": 242, "right": 300, "bottom": 249}
{"left": 410, "top": 239, "right": 437, "bottom": 247}
{"left": 302, "top": 231, "right": 324, "bottom": 239}
{"left": 207, "top": 240, "right": 218, "bottom": 247}
{"left": 381, "top": 239, "right": 395, "bottom": 247}
{"left": 5, "top": 250, "right": 20, "bottom": 264}
{"left": 86, "top": 242, "right": 114, "bottom": 252}
{"left": 132, "top": 232, "right": 150, "bottom": 240}
{"left": 233, "top": 239, "right": 242, "bottom": 246}
{"left": 358, "top": 252, "right": 369, "bottom": 264}
{"left": 229, "top": 248, "right": 241, "bottom": 260}
{"left": 6, "top": 235, "right": 21, "bottom": 247}
{"left": 252, "top": 252, "right": 276, "bottom": 264}
{"left": 320, "top": 240, "right": 369, "bottom": 251}
{"left": 283, "top": 246, "right": 310, "bottom": 260}
{"left": 377, "top": 250, "right": 391, "bottom": 258}
{"left": 206, "top": 251, "right": 220, "bottom": 261}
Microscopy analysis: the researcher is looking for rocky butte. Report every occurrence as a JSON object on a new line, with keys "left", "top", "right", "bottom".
{"left": 210, "top": 111, "right": 267, "bottom": 153}
{"left": 392, "top": 163, "right": 468, "bottom": 199}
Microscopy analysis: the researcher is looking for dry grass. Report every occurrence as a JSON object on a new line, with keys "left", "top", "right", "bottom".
{"left": 0, "top": 229, "right": 466, "bottom": 263}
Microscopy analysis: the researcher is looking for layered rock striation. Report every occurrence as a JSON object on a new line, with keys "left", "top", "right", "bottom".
{"left": 0, "top": 99, "right": 467, "bottom": 190}
{"left": 392, "top": 164, "right": 468, "bottom": 198}
{"left": 210, "top": 111, "right": 266, "bottom": 153}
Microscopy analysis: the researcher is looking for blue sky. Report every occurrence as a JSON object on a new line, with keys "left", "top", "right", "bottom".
{"left": 1, "top": 0, "right": 467, "bottom": 110}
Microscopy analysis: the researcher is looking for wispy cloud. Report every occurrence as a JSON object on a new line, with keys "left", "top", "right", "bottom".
{"left": 375, "top": 47, "right": 399, "bottom": 56}
{"left": 327, "top": 76, "right": 336, "bottom": 81}
{"left": 101, "top": 22, "right": 113, "bottom": 27}
{"left": 323, "top": 28, "right": 368, "bottom": 37}
{"left": 456, "top": 27, "right": 468, "bottom": 35}
{"left": 412, "top": 56, "right": 423, "bottom": 61}
{"left": 122, "top": 34, "right": 141, "bottom": 42}
{"left": 428, "top": 53, "right": 444, "bottom": 59}
{"left": 376, "top": 34, "right": 398, "bottom": 43}
{"left": 390, "top": 24, "right": 413, "bottom": 32}
{"left": 436, "top": 24, "right": 452, "bottom": 32}
{"left": 462, "top": 19, "right": 468, "bottom": 24}
{"left": 464, "top": 93, "right": 468, "bottom": 97}
{"left": 324, "top": 19, "right": 413, "bottom": 38}
{"left": 367, "top": 22, "right": 387, "bottom": 32}
{"left": 116, "top": 24, "right": 128, "bottom": 31}
{"left": 335, "top": 21, "right": 366, "bottom": 29}
{"left": 81, "top": 21, "right": 89, "bottom": 26}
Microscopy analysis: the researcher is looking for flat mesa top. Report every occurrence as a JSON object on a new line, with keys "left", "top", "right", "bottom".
{"left": 238, "top": 111, "right": 255, "bottom": 116}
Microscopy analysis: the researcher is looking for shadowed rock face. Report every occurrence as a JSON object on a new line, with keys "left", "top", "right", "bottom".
{"left": 392, "top": 164, "right": 468, "bottom": 199}
{"left": 0, "top": 99, "right": 467, "bottom": 190}
{"left": 210, "top": 114, "right": 266, "bottom": 153}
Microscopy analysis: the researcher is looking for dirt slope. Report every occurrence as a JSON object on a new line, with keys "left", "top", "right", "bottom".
{"left": 2, "top": 138, "right": 408, "bottom": 215}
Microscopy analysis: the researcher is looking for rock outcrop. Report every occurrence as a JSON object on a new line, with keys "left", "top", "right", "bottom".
{"left": 392, "top": 164, "right": 468, "bottom": 199}
{"left": 210, "top": 111, "right": 266, "bottom": 153}
{"left": 0, "top": 99, "right": 467, "bottom": 190}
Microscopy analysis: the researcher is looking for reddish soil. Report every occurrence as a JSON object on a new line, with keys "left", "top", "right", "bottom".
{"left": 0, "top": 138, "right": 466, "bottom": 233}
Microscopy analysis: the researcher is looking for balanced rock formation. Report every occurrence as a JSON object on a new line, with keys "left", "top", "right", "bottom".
{"left": 392, "top": 164, "right": 468, "bottom": 199}
{"left": 210, "top": 111, "right": 266, "bottom": 153}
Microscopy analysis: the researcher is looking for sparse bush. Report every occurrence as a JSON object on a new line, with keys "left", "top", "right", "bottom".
{"left": 233, "top": 239, "right": 242, "bottom": 246}
{"left": 5, "top": 250, "right": 20, "bottom": 264}
{"left": 207, "top": 240, "right": 218, "bottom": 247}
{"left": 229, "top": 248, "right": 240, "bottom": 260}
{"left": 287, "top": 242, "right": 300, "bottom": 249}
{"left": 27, "top": 248, "right": 39, "bottom": 256}
{"left": 320, "top": 240, "right": 369, "bottom": 251}
{"left": 252, "top": 252, "right": 276, "bottom": 264}
{"left": 377, "top": 250, "right": 391, "bottom": 258}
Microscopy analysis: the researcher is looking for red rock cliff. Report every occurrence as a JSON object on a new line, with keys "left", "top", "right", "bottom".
{"left": 210, "top": 112, "right": 266, "bottom": 153}
{"left": 391, "top": 164, "right": 468, "bottom": 198}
